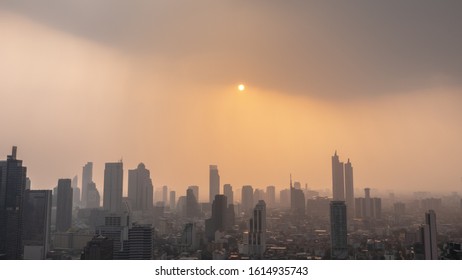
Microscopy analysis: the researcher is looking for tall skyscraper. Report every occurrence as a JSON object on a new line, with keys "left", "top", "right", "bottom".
{"left": 241, "top": 185, "right": 254, "bottom": 215}
{"left": 279, "top": 188, "right": 290, "bottom": 208}
{"left": 223, "top": 184, "right": 234, "bottom": 206}
{"left": 290, "top": 175, "right": 306, "bottom": 216}
{"left": 169, "top": 191, "right": 176, "bottom": 210}
{"left": 128, "top": 225, "right": 153, "bottom": 260}
{"left": 248, "top": 200, "right": 266, "bottom": 258}
{"left": 331, "top": 151, "right": 345, "bottom": 201}
{"left": 127, "top": 163, "right": 153, "bottom": 211}
{"left": 205, "top": 194, "right": 227, "bottom": 241}
{"left": 104, "top": 161, "right": 124, "bottom": 213}
{"left": 56, "top": 179, "right": 73, "bottom": 232}
{"left": 0, "top": 146, "right": 27, "bottom": 259}
{"left": 87, "top": 182, "right": 101, "bottom": 208}
{"left": 188, "top": 185, "right": 199, "bottom": 202}
{"left": 72, "top": 175, "right": 81, "bottom": 208}
{"left": 344, "top": 159, "right": 355, "bottom": 218}
{"left": 162, "top": 185, "right": 168, "bottom": 206}
{"left": 209, "top": 165, "right": 220, "bottom": 203}
{"left": 81, "top": 162, "right": 93, "bottom": 208}
{"left": 186, "top": 189, "right": 200, "bottom": 218}
{"left": 266, "top": 186, "right": 276, "bottom": 208}
{"left": 422, "top": 210, "right": 438, "bottom": 260}
{"left": 330, "top": 201, "right": 348, "bottom": 260}
{"left": 23, "top": 190, "right": 52, "bottom": 260}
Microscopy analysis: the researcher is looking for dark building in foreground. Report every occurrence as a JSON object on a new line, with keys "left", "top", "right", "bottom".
{"left": 128, "top": 224, "right": 152, "bottom": 260}
{"left": 23, "top": 190, "right": 52, "bottom": 259}
{"left": 81, "top": 235, "right": 114, "bottom": 260}
{"left": 0, "top": 147, "right": 27, "bottom": 259}
{"left": 330, "top": 201, "right": 348, "bottom": 260}
{"left": 205, "top": 195, "right": 227, "bottom": 241}
{"left": 56, "top": 179, "right": 73, "bottom": 232}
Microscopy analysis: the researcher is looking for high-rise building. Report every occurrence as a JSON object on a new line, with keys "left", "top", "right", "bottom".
{"left": 279, "top": 188, "right": 290, "bottom": 208}
{"left": 188, "top": 185, "right": 199, "bottom": 202}
{"left": 95, "top": 215, "right": 130, "bottom": 259}
{"left": 81, "top": 162, "right": 93, "bottom": 208}
{"left": 86, "top": 182, "right": 101, "bottom": 208}
{"left": 186, "top": 189, "right": 200, "bottom": 218}
{"left": 223, "top": 184, "right": 233, "bottom": 206}
{"left": 344, "top": 159, "right": 355, "bottom": 218}
{"left": 422, "top": 210, "right": 438, "bottom": 260}
{"left": 56, "top": 179, "right": 73, "bottom": 232}
{"left": 128, "top": 224, "right": 153, "bottom": 260}
{"left": 290, "top": 175, "right": 306, "bottom": 216}
{"left": 364, "top": 187, "right": 371, "bottom": 218}
{"left": 23, "top": 190, "right": 52, "bottom": 260}
{"left": 104, "top": 162, "right": 124, "bottom": 213}
{"left": 209, "top": 165, "right": 220, "bottom": 203}
{"left": 205, "top": 195, "right": 227, "bottom": 241}
{"left": 162, "top": 185, "right": 168, "bottom": 206}
{"left": 331, "top": 151, "right": 345, "bottom": 201}
{"left": 81, "top": 235, "right": 114, "bottom": 260}
{"left": 127, "top": 163, "right": 153, "bottom": 211}
{"left": 72, "top": 175, "right": 80, "bottom": 207}
{"left": 330, "top": 201, "right": 348, "bottom": 260}
{"left": 248, "top": 200, "right": 266, "bottom": 258}
{"left": 241, "top": 185, "right": 254, "bottom": 215}
{"left": 0, "top": 146, "right": 27, "bottom": 259}
{"left": 169, "top": 191, "right": 176, "bottom": 210}
{"left": 266, "top": 186, "right": 276, "bottom": 208}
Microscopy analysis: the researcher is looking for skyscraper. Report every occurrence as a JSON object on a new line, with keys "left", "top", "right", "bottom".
{"left": 209, "top": 165, "right": 220, "bottom": 203}
{"left": 188, "top": 185, "right": 199, "bottom": 202}
{"left": 241, "top": 185, "right": 254, "bottom": 215}
{"left": 248, "top": 200, "right": 266, "bottom": 258}
{"left": 127, "top": 163, "right": 153, "bottom": 211}
{"left": 81, "top": 162, "right": 93, "bottom": 208}
{"left": 223, "top": 184, "right": 233, "bottom": 206}
{"left": 344, "top": 159, "right": 355, "bottom": 218}
{"left": 128, "top": 225, "right": 153, "bottom": 260}
{"left": 162, "top": 185, "right": 168, "bottom": 206}
{"left": 56, "top": 179, "right": 73, "bottom": 232}
{"left": 205, "top": 194, "right": 227, "bottom": 241}
{"left": 290, "top": 175, "right": 306, "bottom": 216}
{"left": 422, "top": 210, "right": 438, "bottom": 260}
{"left": 104, "top": 161, "right": 124, "bottom": 213}
{"left": 169, "top": 191, "right": 176, "bottom": 210}
{"left": 266, "top": 186, "right": 276, "bottom": 208}
{"left": 186, "top": 189, "right": 200, "bottom": 218}
{"left": 23, "top": 190, "right": 52, "bottom": 260}
{"left": 86, "top": 182, "right": 101, "bottom": 208}
{"left": 72, "top": 175, "right": 80, "bottom": 207}
{"left": 0, "top": 146, "right": 27, "bottom": 259}
{"left": 332, "top": 151, "right": 345, "bottom": 201}
{"left": 330, "top": 201, "right": 348, "bottom": 260}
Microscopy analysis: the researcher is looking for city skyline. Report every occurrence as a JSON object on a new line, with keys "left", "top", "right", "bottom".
{"left": 1, "top": 1, "right": 462, "bottom": 195}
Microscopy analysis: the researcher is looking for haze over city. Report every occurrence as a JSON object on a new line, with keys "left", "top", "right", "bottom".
{"left": 1, "top": 1, "right": 462, "bottom": 198}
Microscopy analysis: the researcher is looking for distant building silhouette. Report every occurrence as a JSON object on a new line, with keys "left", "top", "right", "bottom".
{"left": 266, "top": 186, "right": 276, "bottom": 208}
{"left": 0, "top": 146, "right": 27, "bottom": 259}
{"left": 169, "top": 191, "right": 176, "bottom": 210}
{"left": 81, "top": 162, "right": 93, "bottom": 208}
{"left": 104, "top": 162, "right": 124, "bottom": 213}
{"left": 330, "top": 201, "right": 348, "bottom": 260}
{"left": 209, "top": 165, "right": 220, "bottom": 203}
{"left": 205, "top": 195, "right": 227, "bottom": 241}
{"left": 355, "top": 188, "right": 382, "bottom": 220}
{"left": 186, "top": 189, "right": 200, "bottom": 218}
{"left": 290, "top": 175, "right": 306, "bottom": 216}
{"left": 56, "top": 179, "right": 73, "bottom": 232}
{"left": 223, "top": 184, "right": 234, "bottom": 206}
{"left": 421, "top": 210, "right": 438, "bottom": 260}
{"left": 331, "top": 151, "right": 345, "bottom": 201}
{"left": 86, "top": 182, "right": 101, "bottom": 208}
{"left": 81, "top": 235, "right": 114, "bottom": 260}
{"left": 344, "top": 159, "right": 355, "bottom": 218}
{"left": 279, "top": 188, "right": 290, "bottom": 208}
{"left": 241, "top": 185, "right": 254, "bottom": 215}
{"left": 248, "top": 200, "right": 266, "bottom": 258}
{"left": 307, "top": 196, "right": 331, "bottom": 219}
{"left": 23, "top": 190, "right": 52, "bottom": 260}
{"left": 128, "top": 163, "right": 153, "bottom": 211}
{"left": 188, "top": 185, "right": 199, "bottom": 202}
{"left": 72, "top": 175, "right": 80, "bottom": 207}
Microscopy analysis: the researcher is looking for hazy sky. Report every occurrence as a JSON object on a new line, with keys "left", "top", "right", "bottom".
{"left": 1, "top": 1, "right": 461, "bottom": 200}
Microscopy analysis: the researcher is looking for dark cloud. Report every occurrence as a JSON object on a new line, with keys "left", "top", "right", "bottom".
{"left": 2, "top": 0, "right": 462, "bottom": 98}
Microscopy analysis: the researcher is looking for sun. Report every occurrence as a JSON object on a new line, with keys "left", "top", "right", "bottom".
{"left": 238, "top": 84, "right": 245, "bottom": 91}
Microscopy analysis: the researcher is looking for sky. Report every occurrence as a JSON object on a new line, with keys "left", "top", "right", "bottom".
{"left": 1, "top": 1, "right": 461, "bottom": 201}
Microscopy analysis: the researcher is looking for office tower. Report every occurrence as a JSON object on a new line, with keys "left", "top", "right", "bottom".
{"left": 227, "top": 204, "right": 236, "bottom": 229}
{"left": 96, "top": 215, "right": 130, "bottom": 259}
{"left": 180, "top": 223, "right": 199, "bottom": 252}
{"left": 128, "top": 163, "right": 153, "bottom": 211}
{"left": 0, "top": 147, "right": 27, "bottom": 259}
{"left": 266, "top": 186, "right": 276, "bottom": 208}
{"left": 248, "top": 200, "right": 266, "bottom": 258}
{"left": 205, "top": 195, "right": 227, "bottom": 241}
{"left": 72, "top": 175, "right": 81, "bottom": 207}
{"left": 344, "top": 159, "right": 355, "bottom": 218}
{"left": 23, "top": 190, "right": 52, "bottom": 260}
{"left": 306, "top": 196, "right": 331, "bottom": 219}
{"left": 104, "top": 161, "right": 124, "bottom": 213}
{"left": 394, "top": 202, "right": 406, "bottom": 216}
{"left": 81, "top": 235, "right": 114, "bottom": 260}
{"left": 86, "top": 182, "right": 101, "bottom": 208}
{"left": 188, "top": 185, "right": 199, "bottom": 202}
{"left": 355, "top": 198, "right": 364, "bottom": 218}
{"left": 279, "top": 188, "right": 290, "bottom": 208}
{"left": 293, "top": 181, "right": 301, "bottom": 189}
{"left": 241, "top": 185, "right": 254, "bottom": 214}
{"left": 176, "top": 196, "right": 186, "bottom": 217}
{"left": 331, "top": 151, "right": 345, "bottom": 201}
{"left": 162, "top": 185, "right": 168, "bottom": 206}
{"left": 169, "top": 191, "right": 176, "bottom": 210}
{"left": 81, "top": 162, "right": 93, "bottom": 208}
{"left": 330, "top": 201, "right": 348, "bottom": 260}
{"left": 209, "top": 165, "right": 220, "bottom": 203}
{"left": 254, "top": 189, "right": 265, "bottom": 203}
{"left": 372, "top": 197, "right": 382, "bottom": 219}
{"left": 290, "top": 175, "right": 306, "bottom": 216}
{"left": 25, "top": 177, "right": 31, "bottom": 190}
{"left": 56, "top": 179, "right": 73, "bottom": 232}
{"left": 128, "top": 224, "right": 153, "bottom": 260}
{"left": 186, "top": 189, "right": 200, "bottom": 218}
{"left": 364, "top": 188, "right": 371, "bottom": 218}
{"left": 421, "top": 210, "right": 438, "bottom": 260}
{"left": 223, "top": 184, "right": 233, "bottom": 206}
